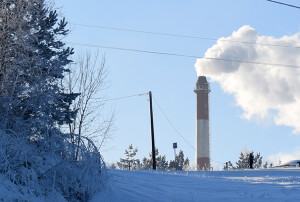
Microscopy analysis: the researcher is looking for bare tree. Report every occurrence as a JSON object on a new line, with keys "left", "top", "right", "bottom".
{"left": 63, "top": 51, "right": 114, "bottom": 156}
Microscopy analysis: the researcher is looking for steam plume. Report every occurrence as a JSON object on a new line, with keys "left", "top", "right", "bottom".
{"left": 195, "top": 25, "right": 300, "bottom": 133}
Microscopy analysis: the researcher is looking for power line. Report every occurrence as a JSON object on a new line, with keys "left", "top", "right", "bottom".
{"left": 66, "top": 41, "right": 300, "bottom": 68}
{"left": 152, "top": 96, "right": 223, "bottom": 165}
{"left": 152, "top": 96, "right": 196, "bottom": 151}
{"left": 69, "top": 22, "right": 300, "bottom": 49}
{"left": 266, "top": 0, "right": 300, "bottom": 9}
{"left": 92, "top": 92, "right": 148, "bottom": 102}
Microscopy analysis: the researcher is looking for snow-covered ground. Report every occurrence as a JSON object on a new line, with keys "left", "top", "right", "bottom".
{"left": 93, "top": 168, "right": 300, "bottom": 202}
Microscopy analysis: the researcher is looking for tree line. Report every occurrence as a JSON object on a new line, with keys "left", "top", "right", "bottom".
{"left": 113, "top": 146, "right": 272, "bottom": 171}
{"left": 113, "top": 144, "right": 190, "bottom": 171}
{"left": 224, "top": 151, "right": 272, "bottom": 170}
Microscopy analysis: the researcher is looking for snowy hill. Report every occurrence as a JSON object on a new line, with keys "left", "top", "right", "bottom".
{"left": 93, "top": 168, "right": 300, "bottom": 202}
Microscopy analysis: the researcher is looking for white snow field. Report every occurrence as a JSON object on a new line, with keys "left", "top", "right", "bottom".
{"left": 93, "top": 168, "right": 300, "bottom": 202}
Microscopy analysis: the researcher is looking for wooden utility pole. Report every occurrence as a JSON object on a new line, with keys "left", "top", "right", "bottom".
{"left": 149, "top": 91, "right": 156, "bottom": 170}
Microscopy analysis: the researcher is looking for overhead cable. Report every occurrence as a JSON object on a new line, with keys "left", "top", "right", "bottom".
{"left": 69, "top": 22, "right": 300, "bottom": 49}
{"left": 266, "top": 0, "right": 300, "bottom": 9}
{"left": 91, "top": 92, "right": 148, "bottom": 101}
{"left": 152, "top": 96, "right": 196, "bottom": 151}
{"left": 152, "top": 96, "right": 223, "bottom": 165}
{"left": 66, "top": 41, "right": 300, "bottom": 68}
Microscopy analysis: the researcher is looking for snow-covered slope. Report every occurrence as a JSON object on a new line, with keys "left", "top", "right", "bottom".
{"left": 93, "top": 168, "right": 300, "bottom": 202}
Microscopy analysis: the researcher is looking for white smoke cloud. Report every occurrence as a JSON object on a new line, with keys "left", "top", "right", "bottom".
{"left": 195, "top": 25, "right": 300, "bottom": 133}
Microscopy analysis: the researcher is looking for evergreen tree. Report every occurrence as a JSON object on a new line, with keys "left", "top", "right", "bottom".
{"left": 169, "top": 160, "right": 176, "bottom": 170}
{"left": 141, "top": 156, "right": 152, "bottom": 170}
{"left": 236, "top": 151, "right": 263, "bottom": 169}
{"left": 176, "top": 150, "right": 185, "bottom": 170}
{"left": 236, "top": 151, "right": 250, "bottom": 169}
{"left": 108, "top": 162, "right": 117, "bottom": 169}
{"left": 263, "top": 161, "right": 268, "bottom": 168}
{"left": 156, "top": 153, "right": 169, "bottom": 170}
{"left": 135, "top": 159, "right": 141, "bottom": 170}
{"left": 183, "top": 157, "right": 190, "bottom": 171}
{"left": 224, "top": 161, "right": 235, "bottom": 170}
{"left": 117, "top": 144, "right": 139, "bottom": 170}
{"left": 253, "top": 152, "right": 263, "bottom": 168}
{"left": 169, "top": 150, "right": 189, "bottom": 171}
{"left": 141, "top": 148, "right": 169, "bottom": 170}
{"left": 0, "top": 0, "right": 76, "bottom": 138}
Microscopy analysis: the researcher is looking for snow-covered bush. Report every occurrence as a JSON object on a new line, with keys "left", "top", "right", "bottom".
{"left": 0, "top": 130, "right": 107, "bottom": 200}
{"left": 39, "top": 134, "right": 108, "bottom": 200}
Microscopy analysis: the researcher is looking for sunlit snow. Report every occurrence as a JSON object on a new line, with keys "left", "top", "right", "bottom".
{"left": 93, "top": 168, "right": 300, "bottom": 201}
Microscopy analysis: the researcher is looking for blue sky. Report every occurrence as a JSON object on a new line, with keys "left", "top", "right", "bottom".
{"left": 54, "top": 0, "right": 300, "bottom": 168}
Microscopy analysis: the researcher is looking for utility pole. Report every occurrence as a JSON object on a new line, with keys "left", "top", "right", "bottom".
{"left": 149, "top": 91, "right": 156, "bottom": 170}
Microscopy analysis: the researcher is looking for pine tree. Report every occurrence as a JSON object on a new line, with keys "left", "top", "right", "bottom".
{"left": 135, "top": 159, "right": 141, "bottom": 170}
{"left": 236, "top": 151, "right": 250, "bottom": 169}
{"left": 224, "top": 161, "right": 235, "bottom": 170}
{"left": 156, "top": 153, "right": 169, "bottom": 170}
{"left": 263, "top": 161, "right": 268, "bottom": 168}
{"left": 168, "top": 150, "right": 189, "bottom": 171}
{"left": 183, "top": 157, "right": 190, "bottom": 171}
{"left": 169, "top": 160, "right": 176, "bottom": 170}
{"left": 177, "top": 150, "right": 184, "bottom": 170}
{"left": 117, "top": 144, "right": 139, "bottom": 170}
{"left": 253, "top": 152, "right": 263, "bottom": 168}
{"left": 235, "top": 151, "right": 263, "bottom": 169}
{"left": 141, "top": 156, "right": 152, "bottom": 170}
{"left": 141, "top": 148, "right": 169, "bottom": 170}
{"left": 0, "top": 0, "right": 76, "bottom": 138}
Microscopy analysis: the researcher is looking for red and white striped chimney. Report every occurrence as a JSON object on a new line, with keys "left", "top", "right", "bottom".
{"left": 194, "top": 76, "right": 211, "bottom": 171}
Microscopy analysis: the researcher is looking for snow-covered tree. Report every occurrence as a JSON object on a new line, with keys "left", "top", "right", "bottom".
{"left": 108, "top": 162, "right": 117, "bottom": 169}
{"left": 169, "top": 150, "right": 189, "bottom": 171}
{"left": 141, "top": 156, "right": 152, "bottom": 170}
{"left": 183, "top": 157, "right": 190, "bottom": 171}
{"left": 0, "top": 0, "right": 77, "bottom": 137}
{"left": 157, "top": 154, "right": 169, "bottom": 170}
{"left": 236, "top": 151, "right": 250, "bottom": 169}
{"left": 177, "top": 150, "right": 185, "bottom": 170}
{"left": 236, "top": 151, "right": 263, "bottom": 169}
{"left": 117, "top": 144, "right": 139, "bottom": 170}
{"left": 253, "top": 152, "right": 263, "bottom": 168}
{"left": 263, "top": 161, "right": 268, "bottom": 168}
{"left": 0, "top": 1, "right": 106, "bottom": 200}
{"left": 141, "top": 148, "right": 169, "bottom": 170}
{"left": 224, "top": 161, "right": 236, "bottom": 170}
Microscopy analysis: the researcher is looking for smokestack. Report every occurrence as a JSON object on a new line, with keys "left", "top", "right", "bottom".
{"left": 194, "top": 76, "right": 211, "bottom": 171}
